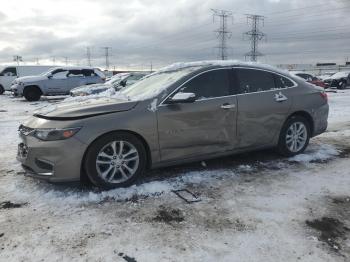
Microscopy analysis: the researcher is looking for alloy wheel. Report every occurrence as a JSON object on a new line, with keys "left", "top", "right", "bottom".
{"left": 95, "top": 140, "right": 139, "bottom": 183}
{"left": 285, "top": 122, "right": 308, "bottom": 153}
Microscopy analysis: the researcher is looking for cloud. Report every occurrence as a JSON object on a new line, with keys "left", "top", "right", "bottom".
{"left": 0, "top": 0, "right": 348, "bottom": 69}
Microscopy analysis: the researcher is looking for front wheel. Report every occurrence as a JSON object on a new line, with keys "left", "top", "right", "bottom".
{"left": 84, "top": 132, "right": 147, "bottom": 189}
{"left": 277, "top": 116, "right": 311, "bottom": 157}
{"left": 23, "top": 86, "right": 42, "bottom": 101}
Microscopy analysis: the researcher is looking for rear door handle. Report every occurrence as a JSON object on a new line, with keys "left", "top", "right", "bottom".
{"left": 221, "top": 103, "right": 236, "bottom": 109}
{"left": 274, "top": 92, "right": 288, "bottom": 102}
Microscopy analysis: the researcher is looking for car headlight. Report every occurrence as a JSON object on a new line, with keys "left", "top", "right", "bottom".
{"left": 33, "top": 127, "right": 81, "bottom": 141}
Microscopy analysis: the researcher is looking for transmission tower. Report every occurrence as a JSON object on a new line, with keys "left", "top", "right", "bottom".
{"left": 244, "top": 14, "right": 266, "bottom": 62}
{"left": 101, "top": 47, "right": 111, "bottom": 70}
{"left": 13, "top": 55, "right": 23, "bottom": 65}
{"left": 211, "top": 9, "right": 233, "bottom": 60}
{"left": 86, "top": 47, "right": 92, "bottom": 67}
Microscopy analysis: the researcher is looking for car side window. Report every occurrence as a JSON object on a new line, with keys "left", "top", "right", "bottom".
{"left": 82, "top": 69, "right": 95, "bottom": 77}
{"left": 236, "top": 69, "right": 275, "bottom": 93}
{"left": 52, "top": 70, "right": 69, "bottom": 79}
{"left": 180, "top": 69, "right": 231, "bottom": 100}
{"left": 274, "top": 75, "right": 295, "bottom": 89}
{"left": 0, "top": 67, "right": 17, "bottom": 76}
{"left": 68, "top": 70, "right": 84, "bottom": 77}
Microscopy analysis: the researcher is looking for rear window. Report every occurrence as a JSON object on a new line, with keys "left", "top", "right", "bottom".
{"left": 236, "top": 69, "right": 275, "bottom": 93}
{"left": 274, "top": 75, "right": 295, "bottom": 89}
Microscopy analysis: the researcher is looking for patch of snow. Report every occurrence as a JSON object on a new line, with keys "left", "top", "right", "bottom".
{"left": 288, "top": 144, "right": 339, "bottom": 163}
{"left": 147, "top": 98, "right": 158, "bottom": 112}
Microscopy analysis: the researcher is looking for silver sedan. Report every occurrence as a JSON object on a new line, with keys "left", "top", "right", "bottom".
{"left": 17, "top": 61, "right": 329, "bottom": 189}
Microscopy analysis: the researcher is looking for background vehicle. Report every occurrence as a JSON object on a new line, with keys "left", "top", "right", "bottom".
{"left": 70, "top": 72, "right": 148, "bottom": 96}
{"left": 0, "top": 65, "right": 54, "bottom": 94}
{"left": 290, "top": 71, "right": 326, "bottom": 88}
{"left": 11, "top": 66, "right": 105, "bottom": 101}
{"left": 323, "top": 71, "right": 350, "bottom": 89}
{"left": 17, "top": 61, "right": 329, "bottom": 189}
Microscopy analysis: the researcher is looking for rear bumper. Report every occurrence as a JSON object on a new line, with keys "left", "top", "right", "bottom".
{"left": 312, "top": 103, "right": 329, "bottom": 137}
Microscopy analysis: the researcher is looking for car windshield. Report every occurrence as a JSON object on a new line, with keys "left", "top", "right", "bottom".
{"left": 120, "top": 69, "right": 195, "bottom": 101}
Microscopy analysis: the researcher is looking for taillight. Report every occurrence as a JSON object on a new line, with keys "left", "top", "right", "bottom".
{"left": 320, "top": 92, "right": 328, "bottom": 102}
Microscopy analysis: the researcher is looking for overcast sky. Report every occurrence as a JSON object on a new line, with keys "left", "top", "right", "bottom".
{"left": 0, "top": 0, "right": 349, "bottom": 70}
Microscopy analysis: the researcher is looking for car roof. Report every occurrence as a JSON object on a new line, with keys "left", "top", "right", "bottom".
{"left": 50, "top": 66, "right": 97, "bottom": 71}
{"left": 156, "top": 60, "right": 291, "bottom": 77}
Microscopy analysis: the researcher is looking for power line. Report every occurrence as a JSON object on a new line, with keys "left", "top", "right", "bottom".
{"left": 244, "top": 14, "right": 266, "bottom": 62}
{"left": 211, "top": 9, "right": 233, "bottom": 60}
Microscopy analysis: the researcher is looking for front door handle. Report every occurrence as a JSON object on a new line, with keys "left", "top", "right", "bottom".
{"left": 274, "top": 92, "right": 288, "bottom": 102}
{"left": 221, "top": 103, "right": 236, "bottom": 109}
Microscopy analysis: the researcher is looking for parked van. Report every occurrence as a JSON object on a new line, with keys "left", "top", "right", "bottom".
{"left": 0, "top": 65, "right": 54, "bottom": 94}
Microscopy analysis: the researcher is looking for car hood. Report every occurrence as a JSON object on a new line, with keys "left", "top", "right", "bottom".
{"left": 16, "top": 75, "right": 45, "bottom": 83}
{"left": 71, "top": 84, "right": 112, "bottom": 95}
{"left": 34, "top": 97, "right": 137, "bottom": 120}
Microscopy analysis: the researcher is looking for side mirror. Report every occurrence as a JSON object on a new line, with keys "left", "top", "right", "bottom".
{"left": 47, "top": 73, "right": 53, "bottom": 79}
{"left": 167, "top": 92, "right": 196, "bottom": 104}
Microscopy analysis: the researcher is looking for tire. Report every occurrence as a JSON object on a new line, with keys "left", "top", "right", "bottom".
{"left": 23, "top": 86, "right": 42, "bottom": 101}
{"left": 277, "top": 116, "right": 311, "bottom": 157}
{"left": 84, "top": 132, "right": 147, "bottom": 189}
{"left": 0, "top": 85, "right": 4, "bottom": 95}
{"left": 339, "top": 82, "right": 347, "bottom": 90}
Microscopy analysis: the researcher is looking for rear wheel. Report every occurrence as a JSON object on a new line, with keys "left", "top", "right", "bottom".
{"left": 0, "top": 85, "right": 4, "bottom": 95}
{"left": 84, "top": 132, "right": 147, "bottom": 189}
{"left": 23, "top": 86, "right": 42, "bottom": 101}
{"left": 277, "top": 116, "right": 311, "bottom": 157}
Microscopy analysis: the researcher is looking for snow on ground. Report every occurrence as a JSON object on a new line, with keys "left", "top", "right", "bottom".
{"left": 0, "top": 90, "right": 350, "bottom": 261}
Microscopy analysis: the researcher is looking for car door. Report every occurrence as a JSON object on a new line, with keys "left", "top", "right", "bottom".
{"left": 157, "top": 68, "right": 238, "bottom": 162}
{"left": 45, "top": 69, "right": 69, "bottom": 94}
{"left": 63, "top": 70, "right": 86, "bottom": 93}
{"left": 234, "top": 68, "right": 294, "bottom": 148}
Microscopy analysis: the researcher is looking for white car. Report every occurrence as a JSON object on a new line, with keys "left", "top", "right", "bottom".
{"left": 0, "top": 65, "right": 54, "bottom": 94}
{"left": 11, "top": 67, "right": 105, "bottom": 101}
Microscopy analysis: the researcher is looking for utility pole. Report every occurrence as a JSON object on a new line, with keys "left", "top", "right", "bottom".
{"left": 63, "top": 56, "right": 69, "bottom": 65}
{"left": 150, "top": 61, "right": 153, "bottom": 72}
{"left": 101, "top": 47, "right": 111, "bottom": 70}
{"left": 86, "top": 47, "right": 92, "bottom": 67}
{"left": 244, "top": 14, "right": 266, "bottom": 62}
{"left": 52, "top": 56, "right": 56, "bottom": 65}
{"left": 34, "top": 58, "right": 40, "bottom": 65}
{"left": 13, "top": 55, "right": 23, "bottom": 65}
{"left": 211, "top": 9, "right": 233, "bottom": 60}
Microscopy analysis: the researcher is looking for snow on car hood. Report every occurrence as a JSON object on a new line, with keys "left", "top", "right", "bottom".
{"left": 34, "top": 97, "right": 137, "bottom": 120}
{"left": 15, "top": 75, "right": 46, "bottom": 83}
{"left": 71, "top": 83, "right": 112, "bottom": 95}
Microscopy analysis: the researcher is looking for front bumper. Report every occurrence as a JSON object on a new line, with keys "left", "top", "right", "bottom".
{"left": 17, "top": 132, "right": 87, "bottom": 183}
{"left": 11, "top": 84, "right": 24, "bottom": 96}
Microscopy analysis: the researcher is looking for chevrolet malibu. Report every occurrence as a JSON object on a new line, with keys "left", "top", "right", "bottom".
{"left": 17, "top": 61, "right": 329, "bottom": 189}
